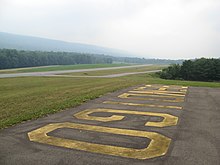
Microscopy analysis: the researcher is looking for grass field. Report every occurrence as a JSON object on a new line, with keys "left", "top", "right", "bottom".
{"left": 0, "top": 63, "right": 132, "bottom": 74}
{"left": 61, "top": 65, "right": 165, "bottom": 76}
{"left": 1, "top": 73, "right": 220, "bottom": 129}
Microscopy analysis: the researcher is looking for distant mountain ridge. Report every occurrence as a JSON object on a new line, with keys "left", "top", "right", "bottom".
{"left": 0, "top": 32, "right": 134, "bottom": 57}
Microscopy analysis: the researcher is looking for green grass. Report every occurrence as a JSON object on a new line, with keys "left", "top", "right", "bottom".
{"left": 0, "top": 73, "right": 219, "bottom": 129}
{"left": 61, "top": 65, "right": 165, "bottom": 76}
{"left": 0, "top": 63, "right": 132, "bottom": 74}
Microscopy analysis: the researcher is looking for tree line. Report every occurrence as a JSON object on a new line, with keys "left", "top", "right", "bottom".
{"left": 0, "top": 49, "right": 185, "bottom": 70}
{"left": 158, "top": 58, "right": 220, "bottom": 81}
{"left": 0, "top": 49, "right": 113, "bottom": 69}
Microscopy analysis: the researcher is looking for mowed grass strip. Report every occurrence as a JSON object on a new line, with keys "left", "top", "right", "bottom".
{"left": 0, "top": 63, "right": 131, "bottom": 74}
{"left": 1, "top": 74, "right": 220, "bottom": 129}
{"left": 61, "top": 65, "right": 166, "bottom": 76}
{"left": 0, "top": 76, "right": 142, "bottom": 129}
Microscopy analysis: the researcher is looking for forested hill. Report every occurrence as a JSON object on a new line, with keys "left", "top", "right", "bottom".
{"left": 0, "top": 32, "right": 133, "bottom": 57}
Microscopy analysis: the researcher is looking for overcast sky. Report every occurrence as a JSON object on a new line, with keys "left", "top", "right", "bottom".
{"left": 0, "top": 0, "right": 220, "bottom": 59}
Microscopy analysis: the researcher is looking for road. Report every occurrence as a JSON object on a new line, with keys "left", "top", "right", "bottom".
{"left": 0, "top": 84, "right": 219, "bottom": 165}
{"left": 0, "top": 64, "right": 154, "bottom": 78}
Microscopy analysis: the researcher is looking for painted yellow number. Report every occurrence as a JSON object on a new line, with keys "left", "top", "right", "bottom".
{"left": 74, "top": 108, "right": 178, "bottom": 127}
{"left": 134, "top": 85, "right": 188, "bottom": 93}
{"left": 28, "top": 84, "right": 188, "bottom": 160}
{"left": 103, "top": 101, "right": 182, "bottom": 110}
{"left": 28, "top": 122, "right": 171, "bottom": 160}
{"left": 128, "top": 90, "right": 185, "bottom": 97}
{"left": 118, "top": 93, "right": 184, "bottom": 102}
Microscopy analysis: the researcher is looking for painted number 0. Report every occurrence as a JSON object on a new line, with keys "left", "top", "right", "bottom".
{"left": 28, "top": 122, "right": 171, "bottom": 160}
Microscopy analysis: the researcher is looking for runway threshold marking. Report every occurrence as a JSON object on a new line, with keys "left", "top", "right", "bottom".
{"left": 28, "top": 122, "right": 171, "bottom": 160}
{"left": 28, "top": 84, "right": 188, "bottom": 160}
{"left": 74, "top": 108, "right": 178, "bottom": 127}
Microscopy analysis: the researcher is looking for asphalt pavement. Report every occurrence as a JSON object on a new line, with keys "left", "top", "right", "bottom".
{"left": 0, "top": 84, "right": 219, "bottom": 165}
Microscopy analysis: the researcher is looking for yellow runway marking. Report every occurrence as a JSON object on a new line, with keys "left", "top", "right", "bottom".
{"left": 118, "top": 93, "right": 184, "bottom": 102}
{"left": 129, "top": 90, "right": 185, "bottom": 97}
{"left": 133, "top": 86, "right": 147, "bottom": 91}
{"left": 158, "top": 88, "right": 166, "bottom": 91}
{"left": 133, "top": 89, "right": 186, "bottom": 95}
{"left": 103, "top": 101, "right": 182, "bottom": 110}
{"left": 163, "top": 86, "right": 169, "bottom": 88}
{"left": 28, "top": 122, "right": 171, "bottom": 160}
{"left": 74, "top": 108, "right": 178, "bottom": 127}
{"left": 137, "top": 85, "right": 188, "bottom": 91}
{"left": 28, "top": 84, "right": 188, "bottom": 160}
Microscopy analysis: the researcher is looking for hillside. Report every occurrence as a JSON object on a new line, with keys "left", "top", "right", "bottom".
{"left": 0, "top": 32, "right": 133, "bottom": 57}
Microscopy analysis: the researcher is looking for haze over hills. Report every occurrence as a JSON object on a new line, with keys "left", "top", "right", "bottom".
{"left": 0, "top": 32, "right": 184, "bottom": 68}
{"left": 0, "top": 32, "right": 134, "bottom": 57}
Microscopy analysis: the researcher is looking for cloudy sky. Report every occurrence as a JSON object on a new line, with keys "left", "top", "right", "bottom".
{"left": 0, "top": 0, "right": 220, "bottom": 59}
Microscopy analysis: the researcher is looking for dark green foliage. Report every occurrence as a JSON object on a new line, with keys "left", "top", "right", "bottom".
{"left": 159, "top": 64, "right": 182, "bottom": 80}
{"left": 0, "top": 49, "right": 113, "bottom": 69}
{"left": 159, "top": 58, "right": 220, "bottom": 81}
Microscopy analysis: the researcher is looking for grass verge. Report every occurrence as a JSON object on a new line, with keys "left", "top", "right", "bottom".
{"left": 0, "top": 73, "right": 219, "bottom": 129}
{"left": 61, "top": 65, "right": 165, "bottom": 76}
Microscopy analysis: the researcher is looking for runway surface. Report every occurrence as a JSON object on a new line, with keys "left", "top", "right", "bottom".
{"left": 0, "top": 84, "right": 219, "bottom": 165}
